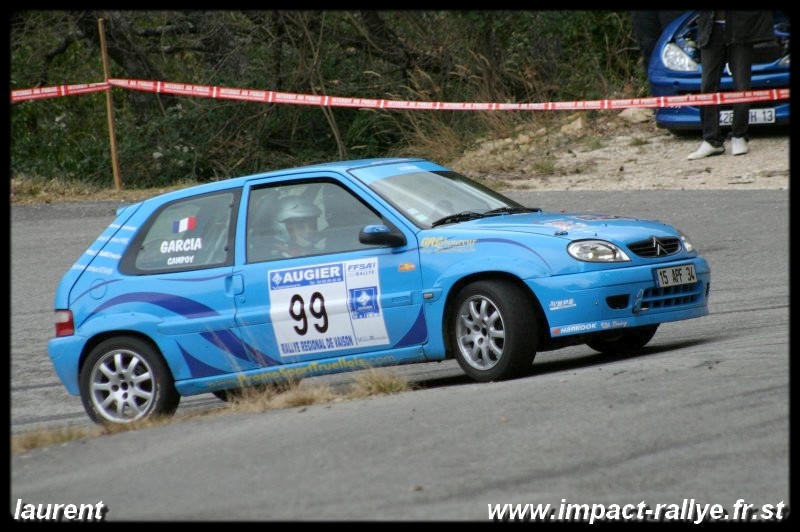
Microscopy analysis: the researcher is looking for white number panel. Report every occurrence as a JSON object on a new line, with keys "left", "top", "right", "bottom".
{"left": 268, "top": 258, "right": 390, "bottom": 357}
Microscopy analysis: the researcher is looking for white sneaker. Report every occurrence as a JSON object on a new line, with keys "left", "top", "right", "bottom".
{"left": 731, "top": 137, "right": 749, "bottom": 156}
{"left": 687, "top": 141, "right": 725, "bottom": 160}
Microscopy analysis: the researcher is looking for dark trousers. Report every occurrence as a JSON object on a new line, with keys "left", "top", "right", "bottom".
{"left": 700, "top": 23, "right": 755, "bottom": 146}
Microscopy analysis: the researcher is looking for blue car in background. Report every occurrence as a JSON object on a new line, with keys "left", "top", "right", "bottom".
{"left": 647, "top": 10, "right": 790, "bottom": 133}
{"left": 48, "top": 158, "right": 711, "bottom": 425}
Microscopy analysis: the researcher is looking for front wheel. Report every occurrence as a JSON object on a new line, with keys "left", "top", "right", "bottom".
{"left": 450, "top": 280, "right": 538, "bottom": 382}
{"left": 586, "top": 324, "right": 659, "bottom": 355}
{"left": 80, "top": 336, "right": 180, "bottom": 425}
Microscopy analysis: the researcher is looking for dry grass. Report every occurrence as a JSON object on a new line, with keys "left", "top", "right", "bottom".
{"left": 349, "top": 367, "right": 416, "bottom": 398}
{"left": 222, "top": 368, "right": 415, "bottom": 413}
{"left": 10, "top": 175, "right": 193, "bottom": 205}
{"left": 11, "top": 369, "right": 415, "bottom": 454}
{"left": 10, "top": 414, "right": 179, "bottom": 453}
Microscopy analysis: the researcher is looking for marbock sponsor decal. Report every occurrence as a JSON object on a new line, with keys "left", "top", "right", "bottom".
{"left": 420, "top": 236, "right": 477, "bottom": 253}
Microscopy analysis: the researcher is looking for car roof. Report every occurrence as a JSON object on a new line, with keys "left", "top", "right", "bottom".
{"left": 133, "top": 157, "right": 429, "bottom": 209}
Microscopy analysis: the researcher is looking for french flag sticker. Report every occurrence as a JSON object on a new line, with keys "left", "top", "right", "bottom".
{"left": 172, "top": 216, "right": 197, "bottom": 233}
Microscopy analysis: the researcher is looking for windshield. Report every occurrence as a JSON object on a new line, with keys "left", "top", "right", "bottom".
{"left": 367, "top": 170, "right": 524, "bottom": 229}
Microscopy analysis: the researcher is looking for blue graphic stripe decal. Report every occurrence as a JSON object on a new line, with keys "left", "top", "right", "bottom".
{"left": 178, "top": 344, "right": 228, "bottom": 378}
{"left": 199, "top": 330, "right": 281, "bottom": 367}
{"left": 80, "top": 292, "right": 218, "bottom": 328}
{"left": 393, "top": 308, "right": 428, "bottom": 348}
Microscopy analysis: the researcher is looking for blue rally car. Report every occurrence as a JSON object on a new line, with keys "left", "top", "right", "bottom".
{"left": 647, "top": 10, "right": 790, "bottom": 132}
{"left": 48, "top": 158, "right": 711, "bottom": 424}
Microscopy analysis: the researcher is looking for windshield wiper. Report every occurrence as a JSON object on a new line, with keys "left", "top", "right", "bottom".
{"left": 430, "top": 211, "right": 485, "bottom": 227}
{"left": 482, "top": 206, "right": 542, "bottom": 216}
{"left": 430, "top": 206, "right": 541, "bottom": 227}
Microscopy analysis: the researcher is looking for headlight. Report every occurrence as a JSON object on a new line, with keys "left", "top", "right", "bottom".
{"left": 678, "top": 230, "right": 695, "bottom": 253}
{"left": 661, "top": 42, "right": 699, "bottom": 72}
{"left": 568, "top": 240, "right": 631, "bottom": 262}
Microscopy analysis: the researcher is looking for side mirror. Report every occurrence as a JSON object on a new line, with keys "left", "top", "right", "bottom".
{"left": 359, "top": 224, "right": 406, "bottom": 247}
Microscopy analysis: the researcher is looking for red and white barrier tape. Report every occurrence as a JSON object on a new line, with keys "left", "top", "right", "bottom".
{"left": 10, "top": 82, "right": 111, "bottom": 102}
{"left": 11, "top": 78, "right": 790, "bottom": 110}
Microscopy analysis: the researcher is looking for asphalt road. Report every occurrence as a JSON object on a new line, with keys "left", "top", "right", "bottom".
{"left": 10, "top": 190, "right": 789, "bottom": 522}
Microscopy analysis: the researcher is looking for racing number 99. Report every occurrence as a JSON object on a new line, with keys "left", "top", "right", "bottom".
{"left": 289, "top": 292, "right": 329, "bottom": 335}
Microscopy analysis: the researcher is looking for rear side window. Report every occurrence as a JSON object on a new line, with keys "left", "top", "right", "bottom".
{"left": 121, "top": 191, "right": 239, "bottom": 274}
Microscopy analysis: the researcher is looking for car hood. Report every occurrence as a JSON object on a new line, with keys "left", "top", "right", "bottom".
{"left": 452, "top": 211, "right": 678, "bottom": 241}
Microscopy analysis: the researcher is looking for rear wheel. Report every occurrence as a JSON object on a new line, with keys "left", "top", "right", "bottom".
{"left": 450, "top": 280, "right": 537, "bottom": 382}
{"left": 586, "top": 324, "right": 659, "bottom": 355}
{"left": 80, "top": 336, "right": 179, "bottom": 425}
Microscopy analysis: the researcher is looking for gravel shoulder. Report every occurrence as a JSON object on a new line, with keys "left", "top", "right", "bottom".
{"left": 450, "top": 109, "right": 789, "bottom": 192}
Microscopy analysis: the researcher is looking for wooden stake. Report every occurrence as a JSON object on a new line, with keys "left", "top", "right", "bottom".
{"left": 98, "top": 18, "right": 122, "bottom": 191}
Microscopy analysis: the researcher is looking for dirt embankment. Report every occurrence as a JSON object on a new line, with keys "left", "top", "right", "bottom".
{"left": 449, "top": 108, "right": 789, "bottom": 192}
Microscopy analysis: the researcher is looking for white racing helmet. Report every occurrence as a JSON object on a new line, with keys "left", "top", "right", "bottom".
{"left": 273, "top": 195, "right": 321, "bottom": 246}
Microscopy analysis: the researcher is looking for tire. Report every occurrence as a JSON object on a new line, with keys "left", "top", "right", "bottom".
{"left": 80, "top": 336, "right": 180, "bottom": 425}
{"left": 450, "top": 280, "right": 537, "bottom": 382}
{"left": 586, "top": 324, "right": 659, "bottom": 355}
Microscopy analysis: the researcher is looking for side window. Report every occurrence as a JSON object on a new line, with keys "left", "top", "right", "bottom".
{"left": 124, "top": 191, "right": 237, "bottom": 274}
{"left": 321, "top": 183, "right": 384, "bottom": 253}
{"left": 246, "top": 181, "right": 384, "bottom": 263}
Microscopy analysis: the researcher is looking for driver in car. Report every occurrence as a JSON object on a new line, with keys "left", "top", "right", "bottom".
{"left": 272, "top": 195, "right": 325, "bottom": 258}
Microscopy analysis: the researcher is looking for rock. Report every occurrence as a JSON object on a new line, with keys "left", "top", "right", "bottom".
{"left": 560, "top": 117, "right": 584, "bottom": 135}
{"left": 619, "top": 108, "right": 652, "bottom": 123}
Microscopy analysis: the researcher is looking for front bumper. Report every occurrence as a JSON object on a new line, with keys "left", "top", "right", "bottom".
{"left": 528, "top": 258, "right": 710, "bottom": 338}
{"left": 655, "top": 102, "right": 790, "bottom": 131}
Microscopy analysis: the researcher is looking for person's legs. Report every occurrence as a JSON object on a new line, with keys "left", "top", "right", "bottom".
{"left": 728, "top": 42, "right": 754, "bottom": 154}
{"left": 699, "top": 28, "right": 726, "bottom": 147}
{"left": 688, "top": 25, "right": 726, "bottom": 160}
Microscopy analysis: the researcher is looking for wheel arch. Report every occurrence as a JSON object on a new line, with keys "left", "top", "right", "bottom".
{"left": 78, "top": 330, "right": 173, "bottom": 382}
{"left": 441, "top": 271, "right": 548, "bottom": 360}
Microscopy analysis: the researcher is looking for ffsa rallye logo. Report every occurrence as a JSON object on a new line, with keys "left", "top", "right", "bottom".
{"left": 269, "top": 263, "right": 344, "bottom": 290}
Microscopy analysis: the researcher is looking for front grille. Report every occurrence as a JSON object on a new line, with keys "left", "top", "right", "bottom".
{"left": 628, "top": 237, "right": 681, "bottom": 258}
{"left": 641, "top": 282, "right": 702, "bottom": 310}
